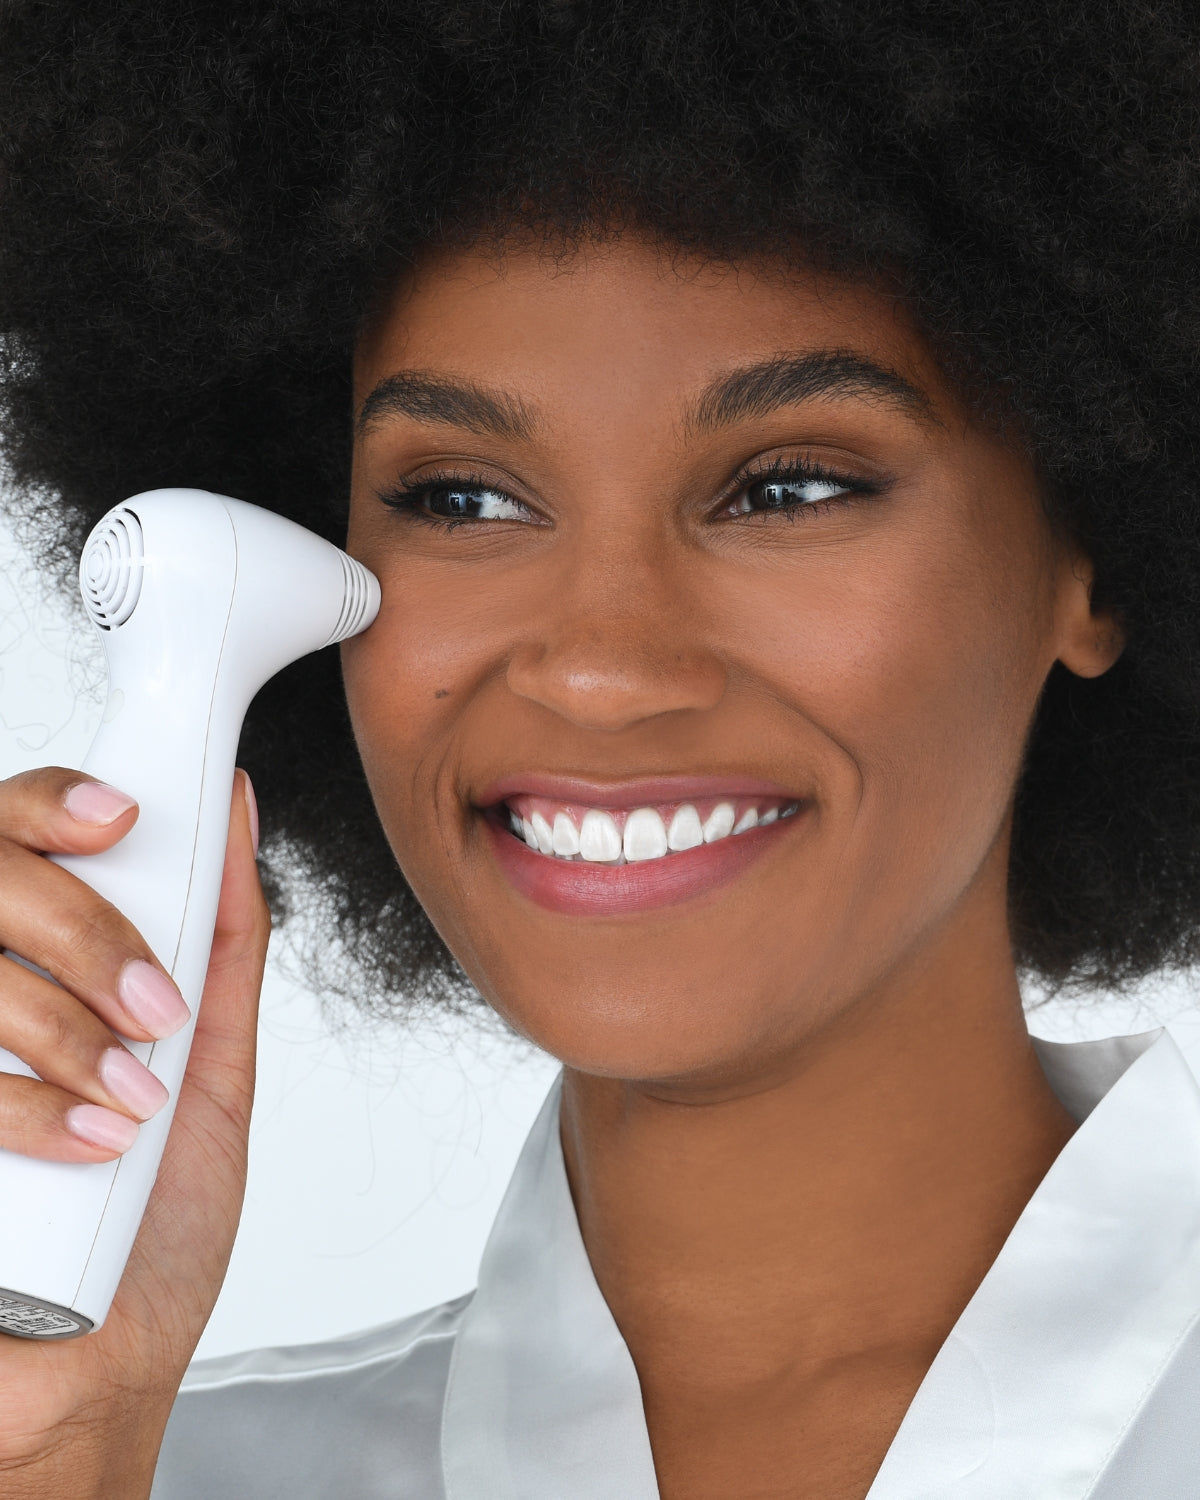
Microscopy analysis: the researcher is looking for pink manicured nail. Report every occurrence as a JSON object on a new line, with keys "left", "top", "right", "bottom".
{"left": 65, "top": 1104, "right": 139, "bottom": 1153}
{"left": 63, "top": 781, "right": 137, "bottom": 825}
{"left": 98, "top": 1046, "right": 169, "bottom": 1121}
{"left": 242, "top": 772, "right": 260, "bottom": 857}
{"left": 117, "top": 960, "right": 190, "bottom": 1038}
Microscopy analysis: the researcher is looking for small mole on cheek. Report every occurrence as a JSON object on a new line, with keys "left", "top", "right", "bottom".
{"left": 434, "top": 689, "right": 450, "bottom": 699}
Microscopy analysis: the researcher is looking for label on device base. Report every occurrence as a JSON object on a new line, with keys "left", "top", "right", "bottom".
{"left": 0, "top": 1291, "right": 90, "bottom": 1339}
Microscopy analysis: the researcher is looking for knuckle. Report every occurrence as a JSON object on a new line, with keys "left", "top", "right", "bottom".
{"left": 252, "top": 890, "right": 273, "bottom": 941}
{"left": 2, "top": 765, "right": 74, "bottom": 810}
{"left": 25, "top": 764, "right": 77, "bottom": 791}
{"left": 0, "top": 960, "right": 103, "bottom": 1079}
{"left": 247, "top": 899, "right": 274, "bottom": 962}
{"left": 50, "top": 896, "right": 126, "bottom": 975}
{"left": 0, "top": 767, "right": 75, "bottom": 851}
{"left": 0, "top": 1080, "right": 57, "bottom": 1155}
{"left": 21, "top": 998, "right": 82, "bottom": 1065}
{"left": 217, "top": 886, "right": 272, "bottom": 956}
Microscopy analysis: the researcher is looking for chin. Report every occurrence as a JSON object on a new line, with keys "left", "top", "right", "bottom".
{"left": 485, "top": 983, "right": 781, "bottom": 1088}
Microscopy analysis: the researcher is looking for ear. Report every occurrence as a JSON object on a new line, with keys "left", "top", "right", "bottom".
{"left": 1055, "top": 549, "right": 1125, "bottom": 679}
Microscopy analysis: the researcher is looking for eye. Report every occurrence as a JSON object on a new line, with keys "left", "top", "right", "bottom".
{"left": 421, "top": 483, "right": 530, "bottom": 522}
{"left": 378, "top": 474, "right": 540, "bottom": 527}
{"left": 718, "top": 459, "right": 880, "bottom": 520}
{"left": 726, "top": 474, "right": 850, "bottom": 515}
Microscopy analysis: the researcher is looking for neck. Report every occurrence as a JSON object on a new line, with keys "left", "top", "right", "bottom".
{"left": 558, "top": 899, "right": 1076, "bottom": 1418}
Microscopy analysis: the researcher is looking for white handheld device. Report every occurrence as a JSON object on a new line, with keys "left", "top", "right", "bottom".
{"left": 0, "top": 488, "right": 379, "bottom": 1339}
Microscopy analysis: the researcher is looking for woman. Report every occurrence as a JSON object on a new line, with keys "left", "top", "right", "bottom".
{"left": 0, "top": 3, "right": 1198, "bottom": 1496}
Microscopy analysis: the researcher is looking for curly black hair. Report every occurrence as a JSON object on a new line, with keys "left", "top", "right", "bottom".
{"left": 1, "top": 0, "right": 1198, "bottom": 1012}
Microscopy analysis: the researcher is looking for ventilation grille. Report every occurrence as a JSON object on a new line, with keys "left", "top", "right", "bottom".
{"left": 81, "top": 507, "right": 145, "bottom": 631}
{"left": 326, "top": 553, "right": 376, "bottom": 645}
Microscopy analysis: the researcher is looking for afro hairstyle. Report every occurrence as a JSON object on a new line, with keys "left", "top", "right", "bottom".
{"left": 2, "top": 0, "right": 1200, "bottom": 1013}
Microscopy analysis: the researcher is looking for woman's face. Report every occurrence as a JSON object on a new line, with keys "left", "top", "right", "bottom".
{"left": 345, "top": 237, "right": 1117, "bottom": 1091}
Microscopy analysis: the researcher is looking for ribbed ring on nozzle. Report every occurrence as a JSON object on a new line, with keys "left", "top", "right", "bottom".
{"left": 80, "top": 507, "right": 145, "bottom": 631}
{"left": 327, "top": 553, "right": 379, "bottom": 645}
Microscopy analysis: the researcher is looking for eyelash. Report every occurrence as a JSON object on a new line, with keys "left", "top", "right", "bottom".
{"left": 376, "top": 458, "right": 884, "bottom": 532}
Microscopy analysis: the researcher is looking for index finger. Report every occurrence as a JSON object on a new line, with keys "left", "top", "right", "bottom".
{"left": 0, "top": 768, "right": 138, "bottom": 854}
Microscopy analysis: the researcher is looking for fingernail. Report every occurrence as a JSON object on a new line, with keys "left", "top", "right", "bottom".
{"left": 241, "top": 771, "right": 259, "bottom": 858}
{"left": 98, "top": 1046, "right": 169, "bottom": 1121}
{"left": 65, "top": 1103, "right": 140, "bottom": 1153}
{"left": 117, "top": 960, "right": 190, "bottom": 1038}
{"left": 64, "top": 780, "right": 137, "bottom": 825}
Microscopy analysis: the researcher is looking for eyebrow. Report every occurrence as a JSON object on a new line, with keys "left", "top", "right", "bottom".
{"left": 355, "top": 370, "right": 538, "bottom": 441}
{"left": 356, "top": 349, "right": 937, "bottom": 445}
{"left": 685, "top": 351, "right": 939, "bottom": 434}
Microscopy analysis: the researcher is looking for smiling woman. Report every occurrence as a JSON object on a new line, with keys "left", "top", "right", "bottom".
{"left": 344, "top": 247, "right": 1114, "bottom": 1003}
{"left": 0, "top": 3, "right": 1199, "bottom": 1499}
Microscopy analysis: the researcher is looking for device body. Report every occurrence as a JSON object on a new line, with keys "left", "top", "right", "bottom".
{"left": 0, "top": 489, "right": 379, "bottom": 1338}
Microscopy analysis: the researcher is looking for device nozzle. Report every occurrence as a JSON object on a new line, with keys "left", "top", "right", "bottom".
{"left": 325, "top": 554, "right": 381, "bottom": 646}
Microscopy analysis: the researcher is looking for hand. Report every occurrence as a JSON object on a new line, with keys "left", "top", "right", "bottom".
{"left": 0, "top": 767, "right": 269, "bottom": 1498}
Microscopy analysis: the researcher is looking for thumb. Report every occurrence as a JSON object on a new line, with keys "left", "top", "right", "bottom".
{"left": 180, "top": 770, "right": 271, "bottom": 1130}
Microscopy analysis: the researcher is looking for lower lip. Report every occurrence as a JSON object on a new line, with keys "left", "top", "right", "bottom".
{"left": 482, "top": 807, "right": 807, "bottom": 916}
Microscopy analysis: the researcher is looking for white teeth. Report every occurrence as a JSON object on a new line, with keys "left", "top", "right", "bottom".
{"left": 552, "top": 811, "right": 581, "bottom": 857}
{"left": 624, "top": 807, "right": 668, "bottom": 862}
{"left": 580, "top": 809, "right": 623, "bottom": 862}
{"left": 531, "top": 811, "right": 556, "bottom": 855}
{"left": 510, "top": 796, "right": 797, "bottom": 862}
{"left": 703, "top": 802, "right": 736, "bottom": 842}
{"left": 667, "top": 803, "right": 704, "bottom": 851}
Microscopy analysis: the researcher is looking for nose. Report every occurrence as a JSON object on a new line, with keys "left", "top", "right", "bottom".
{"left": 505, "top": 550, "right": 727, "bottom": 732}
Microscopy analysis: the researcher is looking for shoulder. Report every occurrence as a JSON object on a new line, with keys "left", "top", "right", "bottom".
{"left": 151, "top": 1292, "right": 472, "bottom": 1500}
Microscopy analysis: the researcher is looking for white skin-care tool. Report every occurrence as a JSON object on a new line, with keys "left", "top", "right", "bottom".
{"left": 0, "top": 489, "right": 380, "bottom": 1339}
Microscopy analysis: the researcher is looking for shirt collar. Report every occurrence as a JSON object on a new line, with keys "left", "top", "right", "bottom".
{"left": 441, "top": 1029, "right": 1200, "bottom": 1500}
{"left": 440, "top": 1071, "right": 659, "bottom": 1500}
{"left": 867, "top": 1027, "right": 1200, "bottom": 1497}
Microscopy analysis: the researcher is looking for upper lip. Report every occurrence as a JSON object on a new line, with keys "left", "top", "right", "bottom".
{"left": 475, "top": 773, "right": 807, "bottom": 810}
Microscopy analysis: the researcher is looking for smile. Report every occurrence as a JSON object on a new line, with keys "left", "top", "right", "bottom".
{"left": 480, "top": 777, "right": 810, "bottom": 916}
{"left": 502, "top": 795, "right": 802, "bottom": 865}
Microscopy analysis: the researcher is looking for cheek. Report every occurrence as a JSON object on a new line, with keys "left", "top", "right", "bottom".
{"left": 339, "top": 553, "right": 523, "bottom": 862}
{"left": 730, "top": 518, "right": 1051, "bottom": 892}
{"left": 341, "top": 578, "right": 464, "bottom": 810}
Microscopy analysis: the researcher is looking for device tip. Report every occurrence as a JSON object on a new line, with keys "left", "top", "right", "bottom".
{"left": 326, "top": 554, "right": 380, "bottom": 645}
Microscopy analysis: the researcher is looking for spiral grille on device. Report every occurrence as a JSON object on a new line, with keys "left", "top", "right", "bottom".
{"left": 326, "top": 553, "right": 376, "bottom": 645}
{"left": 80, "top": 508, "right": 145, "bottom": 630}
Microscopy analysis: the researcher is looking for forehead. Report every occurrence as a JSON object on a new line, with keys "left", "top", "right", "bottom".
{"left": 353, "top": 237, "right": 961, "bottom": 426}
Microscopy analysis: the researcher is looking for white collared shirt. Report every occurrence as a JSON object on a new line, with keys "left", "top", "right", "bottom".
{"left": 151, "top": 1028, "right": 1200, "bottom": 1498}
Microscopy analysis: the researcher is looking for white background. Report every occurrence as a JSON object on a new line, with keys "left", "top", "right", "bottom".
{"left": 0, "top": 511, "right": 1197, "bottom": 1361}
